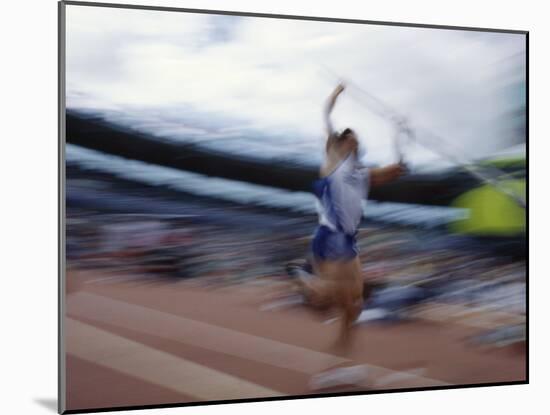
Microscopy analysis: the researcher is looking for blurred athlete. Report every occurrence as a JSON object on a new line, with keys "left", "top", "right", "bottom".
{"left": 301, "top": 83, "right": 405, "bottom": 354}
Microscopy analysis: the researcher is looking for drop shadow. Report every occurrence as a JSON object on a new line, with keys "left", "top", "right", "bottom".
{"left": 34, "top": 398, "right": 57, "bottom": 413}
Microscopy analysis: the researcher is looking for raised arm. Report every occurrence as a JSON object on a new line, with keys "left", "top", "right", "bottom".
{"left": 324, "top": 83, "right": 345, "bottom": 149}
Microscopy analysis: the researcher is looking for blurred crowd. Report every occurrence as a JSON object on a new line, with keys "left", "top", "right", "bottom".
{"left": 66, "top": 203, "right": 526, "bottom": 348}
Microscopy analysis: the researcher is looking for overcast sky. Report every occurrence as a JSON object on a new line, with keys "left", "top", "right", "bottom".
{"left": 66, "top": 5, "right": 526, "bottom": 168}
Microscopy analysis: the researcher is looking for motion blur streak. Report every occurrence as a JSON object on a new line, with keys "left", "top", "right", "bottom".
{"left": 63, "top": 4, "right": 526, "bottom": 412}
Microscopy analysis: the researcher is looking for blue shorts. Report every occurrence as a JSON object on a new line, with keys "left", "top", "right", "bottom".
{"left": 311, "top": 225, "right": 358, "bottom": 262}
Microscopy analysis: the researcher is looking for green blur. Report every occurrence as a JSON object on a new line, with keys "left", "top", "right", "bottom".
{"left": 449, "top": 179, "right": 526, "bottom": 236}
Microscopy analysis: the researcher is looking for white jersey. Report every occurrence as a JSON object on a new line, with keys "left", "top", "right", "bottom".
{"left": 313, "top": 154, "right": 369, "bottom": 235}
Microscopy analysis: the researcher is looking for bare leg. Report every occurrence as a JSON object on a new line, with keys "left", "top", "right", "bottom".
{"left": 298, "top": 276, "right": 331, "bottom": 309}
{"left": 308, "top": 256, "right": 368, "bottom": 391}
{"left": 334, "top": 257, "right": 363, "bottom": 352}
{"left": 310, "top": 257, "right": 363, "bottom": 352}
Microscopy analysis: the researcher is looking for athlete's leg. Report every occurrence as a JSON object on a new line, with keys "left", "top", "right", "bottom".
{"left": 335, "top": 256, "right": 363, "bottom": 351}
{"left": 302, "top": 259, "right": 336, "bottom": 309}
{"left": 309, "top": 257, "right": 362, "bottom": 351}
{"left": 307, "top": 256, "right": 368, "bottom": 390}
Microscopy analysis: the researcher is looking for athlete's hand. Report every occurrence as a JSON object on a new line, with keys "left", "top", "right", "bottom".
{"left": 334, "top": 83, "right": 345, "bottom": 95}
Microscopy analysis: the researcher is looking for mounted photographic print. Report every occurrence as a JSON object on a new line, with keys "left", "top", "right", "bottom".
{"left": 59, "top": 1, "right": 528, "bottom": 413}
